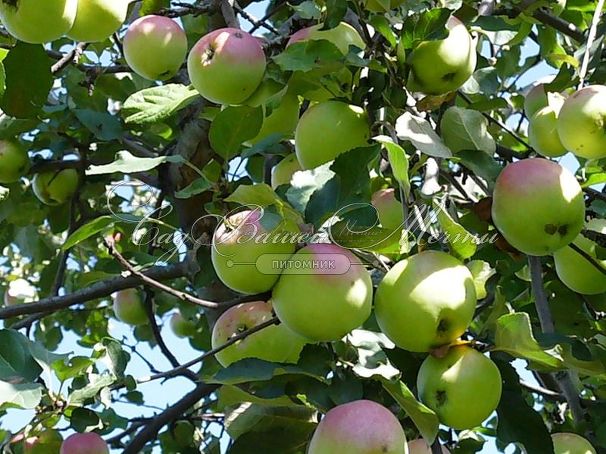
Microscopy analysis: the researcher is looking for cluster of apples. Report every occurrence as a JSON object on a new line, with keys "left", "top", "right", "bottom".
{"left": 22, "top": 430, "right": 108, "bottom": 454}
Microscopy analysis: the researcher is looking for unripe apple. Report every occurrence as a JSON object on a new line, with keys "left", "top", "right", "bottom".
{"left": 188, "top": 28, "right": 266, "bottom": 105}
{"left": 211, "top": 209, "right": 299, "bottom": 295}
{"left": 295, "top": 101, "right": 370, "bottom": 169}
{"left": 551, "top": 433, "right": 596, "bottom": 454}
{"left": 287, "top": 22, "right": 365, "bottom": 55}
{"left": 557, "top": 85, "right": 606, "bottom": 160}
{"left": 32, "top": 168, "right": 79, "bottom": 206}
{"left": 528, "top": 94, "right": 567, "bottom": 158}
{"left": 0, "top": 0, "right": 77, "bottom": 43}
{"left": 271, "top": 153, "right": 302, "bottom": 189}
{"left": 375, "top": 251, "right": 476, "bottom": 352}
{"left": 60, "top": 433, "right": 108, "bottom": 454}
{"left": 24, "top": 430, "right": 63, "bottom": 454}
{"left": 0, "top": 140, "right": 30, "bottom": 184}
{"left": 124, "top": 15, "right": 187, "bottom": 81}
{"left": 371, "top": 188, "right": 403, "bottom": 231}
{"left": 491, "top": 158, "right": 585, "bottom": 256}
{"left": 169, "top": 312, "right": 196, "bottom": 338}
{"left": 524, "top": 84, "right": 549, "bottom": 119}
{"left": 68, "top": 0, "right": 129, "bottom": 43}
{"left": 271, "top": 243, "right": 373, "bottom": 341}
{"left": 211, "top": 300, "right": 307, "bottom": 367}
{"left": 308, "top": 400, "right": 407, "bottom": 454}
{"left": 408, "top": 439, "right": 450, "bottom": 454}
{"left": 112, "top": 288, "right": 148, "bottom": 326}
{"left": 417, "top": 346, "right": 502, "bottom": 430}
{"left": 407, "top": 16, "right": 476, "bottom": 95}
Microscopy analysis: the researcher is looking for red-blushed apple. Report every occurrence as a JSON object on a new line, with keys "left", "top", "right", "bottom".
{"left": 67, "top": 0, "right": 129, "bottom": 43}
{"left": 211, "top": 300, "right": 307, "bottom": 367}
{"left": 417, "top": 346, "right": 502, "bottom": 430}
{"left": 0, "top": 139, "right": 30, "bottom": 184}
{"left": 0, "top": 0, "right": 77, "bottom": 43}
{"left": 32, "top": 168, "right": 79, "bottom": 206}
{"left": 60, "top": 433, "right": 108, "bottom": 454}
{"left": 188, "top": 28, "right": 266, "bottom": 105}
{"left": 408, "top": 439, "right": 450, "bottom": 454}
{"left": 295, "top": 101, "right": 370, "bottom": 169}
{"left": 551, "top": 433, "right": 596, "bottom": 454}
{"left": 271, "top": 243, "right": 373, "bottom": 341}
{"left": 307, "top": 400, "right": 407, "bottom": 454}
{"left": 528, "top": 94, "right": 567, "bottom": 158}
{"left": 287, "top": 22, "right": 365, "bottom": 54}
{"left": 169, "top": 312, "right": 196, "bottom": 338}
{"left": 23, "top": 429, "right": 63, "bottom": 454}
{"left": 112, "top": 288, "right": 148, "bottom": 326}
{"left": 557, "top": 85, "right": 606, "bottom": 160}
{"left": 371, "top": 188, "right": 403, "bottom": 231}
{"left": 491, "top": 158, "right": 585, "bottom": 256}
{"left": 271, "top": 153, "right": 302, "bottom": 189}
{"left": 375, "top": 250, "right": 476, "bottom": 352}
{"left": 124, "top": 15, "right": 187, "bottom": 81}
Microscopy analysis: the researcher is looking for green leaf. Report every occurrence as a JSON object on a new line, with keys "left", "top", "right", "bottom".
{"left": 68, "top": 374, "right": 116, "bottom": 406}
{"left": 349, "top": 329, "right": 400, "bottom": 380}
{"left": 139, "top": 0, "right": 170, "bottom": 16}
{"left": 0, "top": 330, "right": 42, "bottom": 383}
{"left": 86, "top": 151, "right": 185, "bottom": 175}
{"left": 440, "top": 107, "right": 496, "bottom": 154}
{"left": 400, "top": 8, "right": 450, "bottom": 49}
{"left": 174, "top": 177, "right": 213, "bottom": 199}
{"left": 53, "top": 356, "right": 95, "bottom": 382}
{"left": 455, "top": 150, "right": 502, "bottom": 188}
{"left": 73, "top": 109, "right": 122, "bottom": 140}
{"left": 225, "top": 403, "right": 315, "bottom": 440}
{"left": 273, "top": 40, "right": 343, "bottom": 72}
{"left": 433, "top": 200, "right": 477, "bottom": 260}
{"left": 0, "top": 381, "right": 42, "bottom": 409}
{"left": 62, "top": 216, "right": 115, "bottom": 250}
{"left": 369, "top": 16, "right": 397, "bottom": 47}
{"left": 209, "top": 106, "right": 263, "bottom": 159}
{"left": 122, "top": 84, "right": 199, "bottom": 125}
{"left": 324, "top": 0, "right": 347, "bottom": 29}
{"left": 0, "top": 114, "right": 38, "bottom": 139}
{"left": 285, "top": 164, "right": 335, "bottom": 214}
{"left": 70, "top": 407, "right": 101, "bottom": 432}
{"left": 228, "top": 417, "right": 316, "bottom": 454}
{"left": 395, "top": 112, "right": 451, "bottom": 158}
{"left": 225, "top": 183, "right": 303, "bottom": 225}
{"left": 375, "top": 136, "right": 410, "bottom": 198}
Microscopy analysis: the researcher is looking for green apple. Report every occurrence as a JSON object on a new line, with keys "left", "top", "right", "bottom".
{"left": 68, "top": 0, "right": 129, "bottom": 43}
{"left": 170, "top": 312, "right": 196, "bottom": 338}
{"left": 24, "top": 430, "right": 63, "bottom": 454}
{"left": 491, "top": 158, "right": 585, "bottom": 256}
{"left": 124, "top": 15, "right": 187, "bottom": 81}
{"left": 551, "top": 433, "right": 596, "bottom": 454}
{"left": 417, "top": 346, "right": 502, "bottom": 430}
{"left": 408, "top": 439, "right": 450, "bottom": 454}
{"left": 60, "top": 433, "right": 108, "bottom": 454}
{"left": 528, "top": 94, "right": 567, "bottom": 158}
{"left": 407, "top": 16, "right": 476, "bottom": 95}
{"left": 553, "top": 219, "right": 606, "bottom": 295}
{"left": 371, "top": 188, "right": 403, "bottom": 231}
{"left": 557, "top": 85, "right": 606, "bottom": 160}
{"left": 271, "top": 153, "right": 302, "bottom": 189}
{"left": 375, "top": 251, "right": 476, "bottom": 352}
{"left": 188, "top": 27, "right": 266, "bottom": 105}
{"left": 0, "top": 0, "right": 77, "bottom": 43}
{"left": 211, "top": 209, "right": 299, "bottom": 295}
{"left": 211, "top": 300, "right": 307, "bottom": 367}
{"left": 0, "top": 139, "right": 29, "bottom": 184}
{"left": 271, "top": 243, "right": 373, "bottom": 341}
{"left": 308, "top": 400, "right": 407, "bottom": 454}
{"left": 112, "top": 288, "right": 148, "bottom": 326}
{"left": 524, "top": 84, "right": 549, "bottom": 118}
{"left": 286, "top": 22, "right": 365, "bottom": 54}
{"left": 295, "top": 101, "right": 370, "bottom": 169}
{"left": 32, "top": 168, "right": 79, "bottom": 206}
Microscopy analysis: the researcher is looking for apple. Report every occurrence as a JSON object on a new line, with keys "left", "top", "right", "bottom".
{"left": 211, "top": 208, "right": 299, "bottom": 295}
{"left": 557, "top": 85, "right": 606, "bottom": 160}
{"left": 0, "top": 140, "right": 30, "bottom": 184}
{"left": 407, "top": 16, "right": 476, "bottom": 95}
{"left": 528, "top": 94, "right": 567, "bottom": 158}
{"left": 295, "top": 101, "right": 370, "bottom": 169}
{"left": 553, "top": 219, "right": 606, "bottom": 295}
{"left": 67, "top": 0, "right": 129, "bottom": 43}
{"left": 491, "top": 158, "right": 585, "bottom": 256}
{"left": 524, "top": 84, "right": 549, "bottom": 118}
{"left": 408, "top": 439, "right": 450, "bottom": 454}
{"left": 188, "top": 28, "right": 266, "bottom": 105}
{"left": 371, "top": 188, "right": 403, "bottom": 231}
{"left": 4, "top": 278, "right": 36, "bottom": 306}
{"left": 0, "top": 0, "right": 77, "bottom": 43}
{"left": 287, "top": 22, "right": 365, "bottom": 55}
{"left": 271, "top": 243, "right": 373, "bottom": 341}
{"left": 124, "top": 15, "right": 187, "bottom": 81}
{"left": 308, "top": 400, "right": 407, "bottom": 454}
{"left": 32, "top": 168, "right": 79, "bottom": 206}
{"left": 211, "top": 300, "right": 307, "bottom": 367}
{"left": 375, "top": 250, "right": 476, "bottom": 352}
{"left": 112, "top": 288, "right": 148, "bottom": 326}
{"left": 271, "top": 153, "right": 302, "bottom": 189}
{"left": 551, "top": 433, "right": 596, "bottom": 454}
{"left": 23, "top": 430, "right": 63, "bottom": 454}
{"left": 60, "top": 433, "right": 108, "bottom": 454}
{"left": 417, "top": 345, "right": 502, "bottom": 430}
{"left": 169, "top": 312, "right": 196, "bottom": 338}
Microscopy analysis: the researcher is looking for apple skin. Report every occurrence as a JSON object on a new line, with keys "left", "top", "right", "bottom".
{"left": 417, "top": 346, "right": 502, "bottom": 430}
{"left": 211, "top": 300, "right": 307, "bottom": 367}
{"left": 112, "top": 288, "right": 148, "bottom": 326}
{"left": 124, "top": 15, "right": 187, "bottom": 81}
{"left": 551, "top": 433, "right": 596, "bottom": 454}
{"left": 24, "top": 430, "right": 63, "bottom": 454}
{"left": 0, "top": 0, "right": 77, "bottom": 43}
{"left": 408, "top": 439, "right": 450, "bottom": 454}
{"left": 557, "top": 85, "right": 606, "bottom": 160}
{"left": 271, "top": 243, "right": 373, "bottom": 341}
{"left": 308, "top": 400, "right": 407, "bottom": 454}
{"left": 295, "top": 101, "right": 370, "bottom": 169}
{"left": 169, "top": 312, "right": 196, "bottom": 338}
{"left": 0, "top": 140, "right": 30, "bottom": 184}
{"left": 271, "top": 153, "right": 302, "bottom": 189}
{"left": 407, "top": 16, "right": 476, "bottom": 95}
{"left": 67, "top": 0, "right": 129, "bottom": 43}
{"left": 375, "top": 251, "right": 476, "bottom": 352}
{"left": 524, "top": 84, "right": 549, "bottom": 119}
{"left": 491, "top": 158, "right": 585, "bottom": 256}
{"left": 528, "top": 102, "right": 567, "bottom": 158}
{"left": 211, "top": 209, "right": 299, "bottom": 295}
{"left": 60, "top": 433, "right": 108, "bottom": 454}
{"left": 32, "top": 168, "right": 79, "bottom": 206}
{"left": 188, "top": 28, "right": 266, "bottom": 105}
{"left": 371, "top": 188, "right": 403, "bottom": 231}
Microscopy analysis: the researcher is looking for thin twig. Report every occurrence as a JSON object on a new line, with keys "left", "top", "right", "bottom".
{"left": 578, "top": 0, "right": 605, "bottom": 88}
{"left": 51, "top": 42, "right": 88, "bottom": 74}
{"left": 568, "top": 243, "right": 606, "bottom": 276}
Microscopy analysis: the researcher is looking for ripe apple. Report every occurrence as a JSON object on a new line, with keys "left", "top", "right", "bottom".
{"left": 408, "top": 439, "right": 450, "bottom": 454}
{"left": 528, "top": 94, "right": 567, "bottom": 158}
{"left": 551, "top": 433, "right": 596, "bottom": 454}
{"left": 211, "top": 300, "right": 307, "bottom": 367}
{"left": 0, "top": 140, "right": 30, "bottom": 184}
{"left": 491, "top": 158, "right": 585, "bottom": 256}
{"left": 169, "top": 312, "right": 196, "bottom": 338}
{"left": 417, "top": 346, "right": 502, "bottom": 430}
{"left": 124, "top": 15, "right": 187, "bottom": 81}
{"left": 271, "top": 243, "right": 373, "bottom": 341}
{"left": 557, "top": 85, "right": 606, "bottom": 160}
{"left": 287, "top": 22, "right": 365, "bottom": 55}
{"left": 32, "top": 168, "right": 79, "bottom": 206}
{"left": 371, "top": 188, "right": 403, "bottom": 231}
{"left": 407, "top": 16, "right": 476, "bottom": 95}
{"left": 60, "top": 433, "right": 108, "bottom": 454}
{"left": 295, "top": 101, "right": 370, "bottom": 169}
{"left": 67, "top": 0, "right": 129, "bottom": 43}
{"left": 112, "top": 288, "right": 148, "bottom": 326}
{"left": 375, "top": 251, "right": 476, "bottom": 352}
{"left": 271, "top": 153, "right": 302, "bottom": 189}
{"left": 553, "top": 219, "right": 606, "bottom": 295}
{"left": 308, "top": 400, "right": 407, "bottom": 454}
{"left": 211, "top": 209, "right": 299, "bottom": 295}
{"left": 0, "top": 0, "right": 77, "bottom": 43}
{"left": 23, "top": 430, "right": 63, "bottom": 454}
{"left": 188, "top": 28, "right": 266, "bottom": 105}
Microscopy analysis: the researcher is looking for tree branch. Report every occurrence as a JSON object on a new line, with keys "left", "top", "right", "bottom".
{"left": 51, "top": 42, "right": 88, "bottom": 74}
